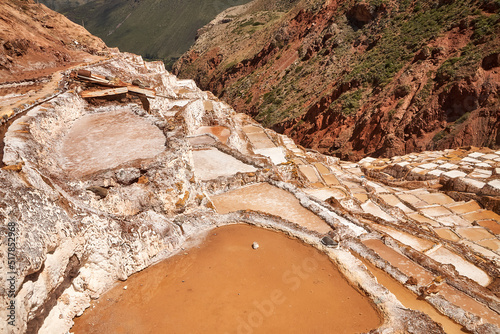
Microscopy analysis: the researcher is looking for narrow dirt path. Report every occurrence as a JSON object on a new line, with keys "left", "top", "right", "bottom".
{"left": 0, "top": 55, "right": 108, "bottom": 166}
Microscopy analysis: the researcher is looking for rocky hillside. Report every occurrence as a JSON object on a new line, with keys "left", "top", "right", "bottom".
{"left": 59, "top": 0, "right": 251, "bottom": 68}
{"left": 174, "top": 0, "right": 500, "bottom": 161}
{"left": 0, "top": 0, "right": 107, "bottom": 83}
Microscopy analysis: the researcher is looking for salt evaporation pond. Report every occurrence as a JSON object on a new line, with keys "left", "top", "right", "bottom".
{"left": 211, "top": 183, "right": 332, "bottom": 234}
{"left": 71, "top": 224, "right": 381, "bottom": 333}
{"left": 60, "top": 109, "right": 166, "bottom": 176}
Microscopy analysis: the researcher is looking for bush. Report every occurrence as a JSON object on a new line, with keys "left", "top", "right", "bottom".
{"left": 433, "top": 130, "right": 447, "bottom": 142}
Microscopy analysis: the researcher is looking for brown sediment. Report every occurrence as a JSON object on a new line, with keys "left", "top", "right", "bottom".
{"left": 476, "top": 220, "right": 500, "bottom": 235}
{"left": 71, "top": 224, "right": 381, "bottom": 333}
{"left": 355, "top": 256, "right": 468, "bottom": 334}
{"left": 195, "top": 125, "right": 230, "bottom": 144}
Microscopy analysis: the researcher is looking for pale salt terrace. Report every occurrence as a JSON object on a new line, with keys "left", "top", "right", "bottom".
{"left": 254, "top": 147, "right": 287, "bottom": 164}
{"left": 243, "top": 125, "right": 276, "bottom": 149}
{"left": 60, "top": 109, "right": 166, "bottom": 176}
{"left": 303, "top": 187, "right": 348, "bottom": 201}
{"left": 425, "top": 246, "right": 491, "bottom": 286}
{"left": 373, "top": 224, "right": 434, "bottom": 252}
{"left": 191, "top": 148, "right": 257, "bottom": 181}
{"left": 361, "top": 200, "right": 395, "bottom": 222}
{"left": 242, "top": 125, "right": 287, "bottom": 164}
{"left": 210, "top": 183, "right": 332, "bottom": 234}
{"left": 299, "top": 165, "right": 321, "bottom": 183}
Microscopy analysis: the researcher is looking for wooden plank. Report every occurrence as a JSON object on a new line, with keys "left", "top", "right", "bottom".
{"left": 77, "top": 69, "right": 92, "bottom": 78}
{"left": 128, "top": 85, "right": 156, "bottom": 99}
{"left": 75, "top": 70, "right": 155, "bottom": 98}
{"left": 80, "top": 87, "right": 128, "bottom": 98}
{"left": 77, "top": 74, "right": 109, "bottom": 84}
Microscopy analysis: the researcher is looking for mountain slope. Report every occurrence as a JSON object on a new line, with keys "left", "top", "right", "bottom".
{"left": 61, "top": 0, "right": 251, "bottom": 67}
{"left": 0, "top": 0, "right": 107, "bottom": 82}
{"left": 39, "top": 0, "right": 93, "bottom": 12}
{"left": 174, "top": 0, "right": 500, "bottom": 160}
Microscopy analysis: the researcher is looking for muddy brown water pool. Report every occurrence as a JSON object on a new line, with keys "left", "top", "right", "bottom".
{"left": 71, "top": 224, "right": 381, "bottom": 333}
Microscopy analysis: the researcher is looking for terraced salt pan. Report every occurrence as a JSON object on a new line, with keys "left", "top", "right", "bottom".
{"left": 314, "top": 162, "right": 331, "bottom": 175}
{"left": 187, "top": 135, "right": 216, "bottom": 146}
{"left": 322, "top": 174, "right": 341, "bottom": 186}
{"left": 397, "top": 194, "right": 429, "bottom": 209}
{"left": 304, "top": 188, "right": 347, "bottom": 201}
{"left": 60, "top": 109, "right": 165, "bottom": 176}
{"left": 462, "top": 210, "right": 500, "bottom": 223}
{"left": 211, "top": 183, "right": 332, "bottom": 234}
{"left": 425, "top": 246, "right": 490, "bottom": 286}
{"left": 353, "top": 193, "right": 369, "bottom": 203}
{"left": 477, "top": 239, "right": 500, "bottom": 253}
{"left": 433, "top": 228, "right": 460, "bottom": 242}
{"left": 243, "top": 127, "right": 275, "bottom": 149}
{"left": 254, "top": 147, "right": 287, "bottom": 165}
{"left": 357, "top": 257, "right": 467, "bottom": 334}
{"left": 298, "top": 165, "right": 321, "bottom": 183}
{"left": 408, "top": 213, "right": 440, "bottom": 227}
{"left": 191, "top": 148, "right": 256, "bottom": 181}
{"left": 416, "top": 193, "right": 455, "bottom": 206}
{"left": 361, "top": 200, "right": 395, "bottom": 222}
{"left": 373, "top": 225, "right": 434, "bottom": 252}
{"left": 195, "top": 126, "right": 230, "bottom": 144}
{"left": 461, "top": 240, "right": 499, "bottom": 259}
{"left": 445, "top": 201, "right": 481, "bottom": 215}
{"left": 362, "top": 239, "right": 434, "bottom": 285}
{"left": 477, "top": 220, "right": 500, "bottom": 234}
{"left": 437, "top": 283, "right": 500, "bottom": 325}
{"left": 420, "top": 206, "right": 453, "bottom": 218}
{"left": 455, "top": 227, "right": 494, "bottom": 241}
{"left": 438, "top": 215, "right": 471, "bottom": 227}
{"left": 241, "top": 126, "right": 287, "bottom": 164}
{"left": 378, "top": 194, "right": 413, "bottom": 213}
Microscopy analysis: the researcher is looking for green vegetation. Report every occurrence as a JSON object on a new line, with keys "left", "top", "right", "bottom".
{"left": 339, "top": 89, "right": 365, "bottom": 115}
{"left": 172, "top": 0, "right": 499, "bottom": 131}
{"left": 388, "top": 109, "right": 396, "bottom": 118}
{"left": 472, "top": 14, "right": 500, "bottom": 41}
{"left": 455, "top": 112, "right": 470, "bottom": 125}
{"left": 58, "top": 0, "right": 251, "bottom": 69}
{"left": 39, "top": 0, "right": 93, "bottom": 11}
{"left": 435, "top": 42, "right": 484, "bottom": 82}
{"left": 347, "top": 0, "right": 480, "bottom": 86}
{"left": 433, "top": 130, "right": 447, "bottom": 142}
{"left": 414, "top": 82, "right": 432, "bottom": 108}
{"left": 329, "top": 89, "right": 366, "bottom": 116}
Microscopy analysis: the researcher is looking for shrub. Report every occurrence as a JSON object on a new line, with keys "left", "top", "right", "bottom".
{"left": 433, "top": 130, "right": 447, "bottom": 142}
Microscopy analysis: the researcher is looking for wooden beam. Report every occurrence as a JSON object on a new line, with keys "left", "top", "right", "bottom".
{"left": 75, "top": 70, "right": 156, "bottom": 98}
{"left": 127, "top": 85, "right": 156, "bottom": 99}
{"left": 80, "top": 87, "right": 128, "bottom": 98}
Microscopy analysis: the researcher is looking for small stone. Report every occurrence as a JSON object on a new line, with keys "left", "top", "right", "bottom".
{"left": 115, "top": 168, "right": 141, "bottom": 185}
{"left": 252, "top": 242, "right": 259, "bottom": 249}
{"left": 123, "top": 286, "right": 127, "bottom": 290}
{"left": 321, "top": 236, "right": 338, "bottom": 247}
{"left": 87, "top": 186, "right": 108, "bottom": 199}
